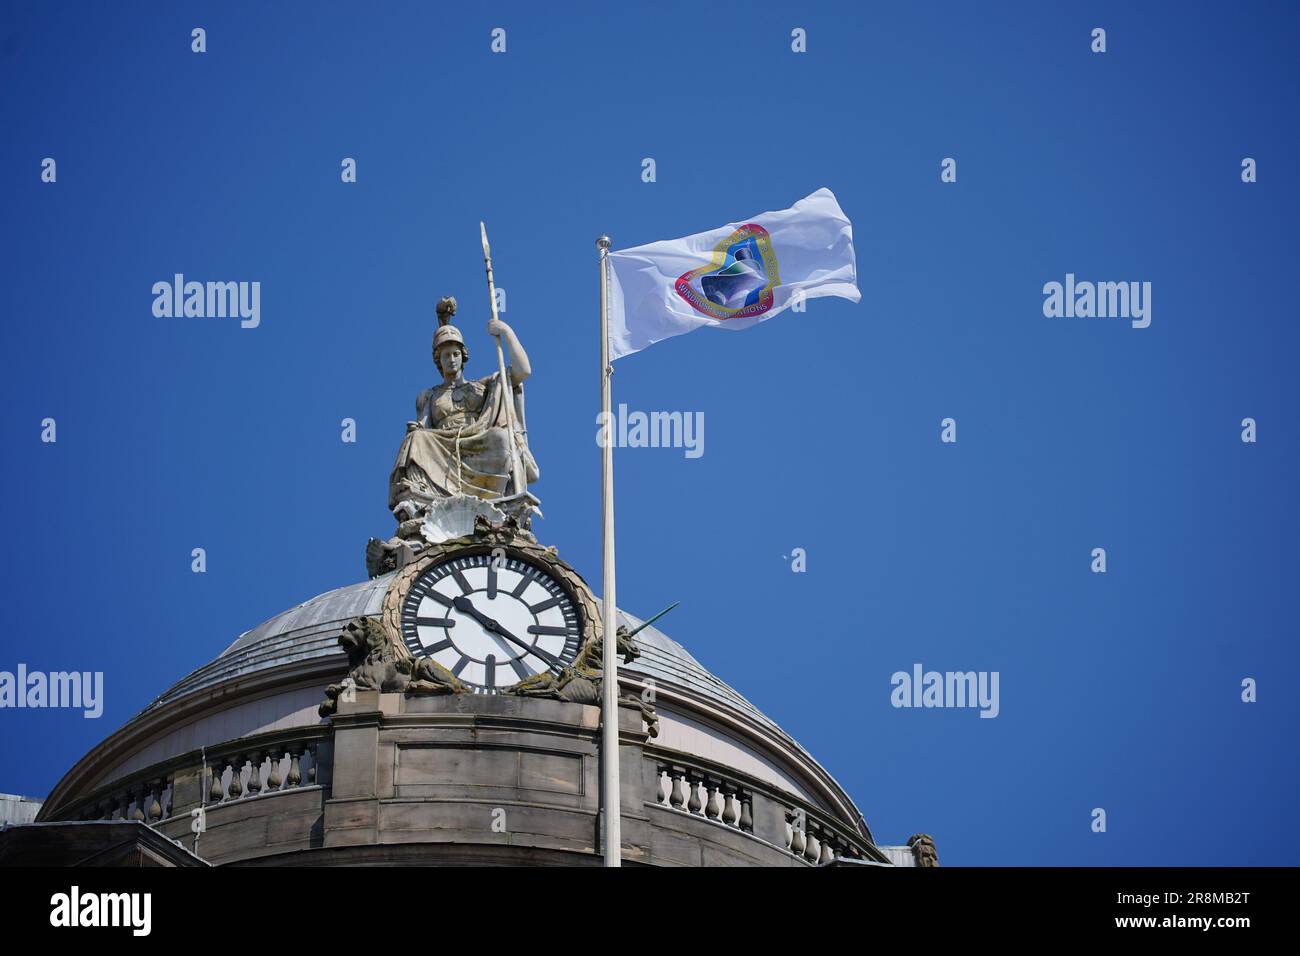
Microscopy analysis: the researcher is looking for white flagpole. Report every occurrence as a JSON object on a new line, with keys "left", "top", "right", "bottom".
{"left": 597, "top": 234, "right": 621, "bottom": 867}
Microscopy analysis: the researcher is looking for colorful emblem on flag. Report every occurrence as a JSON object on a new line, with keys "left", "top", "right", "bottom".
{"left": 674, "top": 223, "right": 781, "bottom": 321}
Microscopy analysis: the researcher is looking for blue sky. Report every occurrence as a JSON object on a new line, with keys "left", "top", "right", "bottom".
{"left": 2, "top": 1, "right": 1297, "bottom": 865}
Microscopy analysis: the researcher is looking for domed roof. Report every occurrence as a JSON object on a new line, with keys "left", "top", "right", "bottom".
{"left": 139, "top": 576, "right": 800, "bottom": 749}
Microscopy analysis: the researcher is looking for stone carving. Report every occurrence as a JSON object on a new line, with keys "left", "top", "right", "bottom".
{"left": 387, "top": 296, "right": 539, "bottom": 521}
{"left": 470, "top": 513, "right": 533, "bottom": 548}
{"left": 370, "top": 515, "right": 661, "bottom": 735}
{"left": 907, "top": 833, "right": 939, "bottom": 867}
{"left": 367, "top": 295, "right": 542, "bottom": 578}
{"left": 505, "top": 624, "right": 660, "bottom": 738}
{"left": 365, "top": 533, "right": 424, "bottom": 579}
{"left": 319, "top": 616, "right": 465, "bottom": 717}
{"left": 422, "top": 496, "right": 516, "bottom": 545}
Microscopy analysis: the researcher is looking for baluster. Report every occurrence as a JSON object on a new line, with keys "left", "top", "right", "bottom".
{"left": 306, "top": 743, "right": 318, "bottom": 785}
{"left": 246, "top": 750, "right": 263, "bottom": 796}
{"left": 655, "top": 767, "right": 669, "bottom": 805}
{"left": 668, "top": 767, "right": 686, "bottom": 809}
{"left": 285, "top": 745, "right": 303, "bottom": 789}
{"left": 790, "top": 819, "right": 806, "bottom": 856}
{"left": 819, "top": 836, "right": 835, "bottom": 865}
{"left": 739, "top": 797, "right": 753, "bottom": 832}
{"left": 227, "top": 756, "right": 244, "bottom": 800}
{"left": 705, "top": 780, "right": 723, "bottom": 820}
{"left": 722, "top": 787, "right": 740, "bottom": 827}
{"left": 129, "top": 786, "right": 146, "bottom": 822}
{"left": 209, "top": 761, "right": 225, "bottom": 802}
{"left": 147, "top": 781, "right": 163, "bottom": 823}
{"left": 686, "top": 772, "right": 704, "bottom": 815}
{"left": 805, "top": 829, "right": 821, "bottom": 863}
{"left": 267, "top": 748, "right": 284, "bottom": 791}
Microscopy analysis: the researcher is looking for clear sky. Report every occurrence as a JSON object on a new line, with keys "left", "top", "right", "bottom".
{"left": 2, "top": 1, "right": 1297, "bottom": 864}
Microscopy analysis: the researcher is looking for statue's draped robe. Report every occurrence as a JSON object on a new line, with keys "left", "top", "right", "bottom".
{"left": 388, "top": 371, "right": 539, "bottom": 510}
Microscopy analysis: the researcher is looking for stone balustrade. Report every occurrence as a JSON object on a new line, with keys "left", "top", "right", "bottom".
{"left": 654, "top": 761, "right": 754, "bottom": 832}
{"left": 645, "top": 749, "right": 875, "bottom": 865}
{"left": 58, "top": 727, "right": 331, "bottom": 827}
{"left": 783, "top": 805, "right": 865, "bottom": 865}
{"left": 206, "top": 740, "right": 321, "bottom": 803}
{"left": 78, "top": 776, "right": 174, "bottom": 825}
{"left": 42, "top": 698, "right": 886, "bottom": 867}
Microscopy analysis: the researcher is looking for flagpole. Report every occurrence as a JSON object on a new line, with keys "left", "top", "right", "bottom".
{"left": 597, "top": 233, "right": 621, "bottom": 868}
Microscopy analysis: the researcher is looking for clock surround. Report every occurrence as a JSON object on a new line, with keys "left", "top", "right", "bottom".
{"left": 380, "top": 526, "right": 602, "bottom": 695}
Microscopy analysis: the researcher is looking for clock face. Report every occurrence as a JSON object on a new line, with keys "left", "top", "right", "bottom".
{"left": 399, "top": 552, "right": 582, "bottom": 694}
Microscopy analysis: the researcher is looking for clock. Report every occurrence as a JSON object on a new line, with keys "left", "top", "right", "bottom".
{"left": 397, "top": 551, "right": 583, "bottom": 694}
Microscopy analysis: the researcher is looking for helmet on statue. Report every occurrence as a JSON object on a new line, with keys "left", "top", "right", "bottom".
{"left": 432, "top": 296, "right": 469, "bottom": 372}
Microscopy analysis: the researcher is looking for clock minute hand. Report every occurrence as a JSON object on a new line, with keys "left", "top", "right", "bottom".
{"left": 482, "top": 618, "right": 564, "bottom": 669}
{"left": 452, "top": 596, "right": 562, "bottom": 668}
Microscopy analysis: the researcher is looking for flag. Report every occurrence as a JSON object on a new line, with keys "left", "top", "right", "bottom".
{"left": 606, "top": 187, "right": 860, "bottom": 360}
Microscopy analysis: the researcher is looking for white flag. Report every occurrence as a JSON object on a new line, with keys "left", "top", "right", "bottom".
{"left": 607, "top": 187, "right": 859, "bottom": 360}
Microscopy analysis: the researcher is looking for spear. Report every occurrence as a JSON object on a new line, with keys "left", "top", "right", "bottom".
{"left": 480, "top": 221, "right": 526, "bottom": 497}
{"left": 622, "top": 602, "right": 680, "bottom": 638}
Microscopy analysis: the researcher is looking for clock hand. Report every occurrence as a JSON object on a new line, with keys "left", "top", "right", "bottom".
{"left": 452, "top": 595, "right": 562, "bottom": 668}
{"left": 451, "top": 595, "right": 517, "bottom": 659}
{"left": 453, "top": 594, "right": 498, "bottom": 630}
{"left": 501, "top": 635, "right": 561, "bottom": 669}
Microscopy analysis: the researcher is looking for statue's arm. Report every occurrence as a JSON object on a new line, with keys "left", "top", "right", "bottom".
{"left": 410, "top": 389, "right": 432, "bottom": 430}
{"left": 487, "top": 318, "right": 531, "bottom": 387}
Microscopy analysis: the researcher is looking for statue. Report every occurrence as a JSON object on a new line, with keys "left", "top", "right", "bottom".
{"left": 388, "top": 296, "right": 539, "bottom": 523}
{"left": 318, "top": 616, "right": 465, "bottom": 716}
{"left": 503, "top": 603, "right": 680, "bottom": 738}
{"left": 364, "top": 226, "right": 544, "bottom": 577}
{"left": 907, "top": 833, "right": 939, "bottom": 867}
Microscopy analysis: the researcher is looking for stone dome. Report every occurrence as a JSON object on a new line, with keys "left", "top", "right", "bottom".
{"left": 38, "top": 573, "right": 884, "bottom": 866}
{"left": 141, "top": 575, "right": 812, "bottom": 761}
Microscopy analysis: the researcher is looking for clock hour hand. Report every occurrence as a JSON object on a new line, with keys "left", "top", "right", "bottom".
{"left": 452, "top": 595, "right": 561, "bottom": 668}
{"left": 451, "top": 595, "right": 515, "bottom": 659}
{"left": 452, "top": 594, "right": 501, "bottom": 632}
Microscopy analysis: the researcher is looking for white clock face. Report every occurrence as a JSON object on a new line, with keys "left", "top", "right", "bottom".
{"left": 399, "top": 552, "right": 582, "bottom": 694}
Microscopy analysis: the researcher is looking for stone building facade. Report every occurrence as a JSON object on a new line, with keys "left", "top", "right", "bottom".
{"left": 22, "top": 568, "right": 930, "bottom": 866}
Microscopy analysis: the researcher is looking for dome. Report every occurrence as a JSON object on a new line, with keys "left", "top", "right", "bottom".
{"left": 139, "top": 575, "right": 816, "bottom": 765}
{"left": 40, "top": 572, "right": 883, "bottom": 866}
